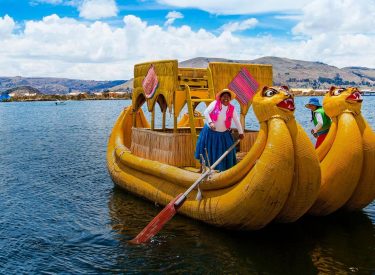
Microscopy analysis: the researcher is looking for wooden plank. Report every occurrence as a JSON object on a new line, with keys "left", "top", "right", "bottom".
{"left": 179, "top": 80, "right": 208, "bottom": 87}
{"left": 178, "top": 76, "right": 208, "bottom": 89}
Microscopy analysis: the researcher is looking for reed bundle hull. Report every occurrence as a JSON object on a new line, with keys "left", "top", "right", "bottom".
{"left": 107, "top": 61, "right": 375, "bottom": 231}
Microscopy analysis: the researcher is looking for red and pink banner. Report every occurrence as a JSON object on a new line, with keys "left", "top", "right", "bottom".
{"left": 142, "top": 64, "right": 159, "bottom": 99}
{"left": 228, "top": 67, "right": 259, "bottom": 105}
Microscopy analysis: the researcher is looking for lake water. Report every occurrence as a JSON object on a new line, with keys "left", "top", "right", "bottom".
{"left": 1, "top": 97, "right": 374, "bottom": 274}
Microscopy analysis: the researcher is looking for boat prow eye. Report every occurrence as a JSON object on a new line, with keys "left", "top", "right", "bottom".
{"left": 264, "top": 89, "right": 278, "bottom": 97}
{"left": 332, "top": 89, "right": 344, "bottom": 96}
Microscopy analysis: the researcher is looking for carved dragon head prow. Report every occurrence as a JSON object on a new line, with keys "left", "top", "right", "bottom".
{"left": 252, "top": 86, "right": 295, "bottom": 122}
{"left": 323, "top": 86, "right": 363, "bottom": 118}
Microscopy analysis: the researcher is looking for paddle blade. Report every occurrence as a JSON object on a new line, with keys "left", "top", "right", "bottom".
{"left": 129, "top": 194, "right": 184, "bottom": 245}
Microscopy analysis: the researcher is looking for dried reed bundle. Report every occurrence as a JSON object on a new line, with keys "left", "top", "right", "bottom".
{"left": 133, "top": 60, "right": 179, "bottom": 111}
{"left": 240, "top": 131, "right": 258, "bottom": 152}
{"left": 209, "top": 62, "right": 273, "bottom": 95}
{"left": 130, "top": 128, "right": 196, "bottom": 167}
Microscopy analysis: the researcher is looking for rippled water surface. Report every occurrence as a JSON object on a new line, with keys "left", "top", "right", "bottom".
{"left": 1, "top": 97, "right": 374, "bottom": 274}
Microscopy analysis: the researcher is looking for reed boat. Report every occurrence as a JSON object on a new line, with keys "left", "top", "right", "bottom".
{"left": 309, "top": 87, "right": 375, "bottom": 216}
{"left": 107, "top": 60, "right": 324, "bottom": 230}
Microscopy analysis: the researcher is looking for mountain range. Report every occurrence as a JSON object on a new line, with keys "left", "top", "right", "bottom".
{"left": 0, "top": 76, "right": 125, "bottom": 95}
{"left": 1, "top": 56, "right": 374, "bottom": 95}
{"left": 179, "top": 57, "right": 375, "bottom": 90}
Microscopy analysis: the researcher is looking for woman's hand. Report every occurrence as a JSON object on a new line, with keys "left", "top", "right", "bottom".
{"left": 311, "top": 129, "right": 318, "bottom": 138}
{"left": 209, "top": 122, "right": 216, "bottom": 130}
{"left": 239, "top": 134, "right": 244, "bottom": 140}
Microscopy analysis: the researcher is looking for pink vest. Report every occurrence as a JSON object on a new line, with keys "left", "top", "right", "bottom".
{"left": 209, "top": 100, "right": 235, "bottom": 129}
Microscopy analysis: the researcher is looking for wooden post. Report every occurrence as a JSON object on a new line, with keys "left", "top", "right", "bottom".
{"left": 151, "top": 108, "right": 155, "bottom": 130}
{"left": 173, "top": 92, "right": 178, "bottom": 133}
{"left": 173, "top": 116, "right": 177, "bottom": 132}
{"left": 162, "top": 110, "right": 166, "bottom": 130}
{"left": 132, "top": 109, "right": 136, "bottom": 127}
{"left": 240, "top": 113, "right": 246, "bottom": 152}
{"left": 240, "top": 113, "right": 245, "bottom": 130}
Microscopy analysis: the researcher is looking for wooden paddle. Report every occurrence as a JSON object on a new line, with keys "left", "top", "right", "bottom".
{"left": 129, "top": 139, "right": 240, "bottom": 244}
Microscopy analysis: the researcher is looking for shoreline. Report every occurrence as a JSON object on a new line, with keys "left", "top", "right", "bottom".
{"left": 0, "top": 94, "right": 131, "bottom": 102}
{"left": 2, "top": 89, "right": 375, "bottom": 103}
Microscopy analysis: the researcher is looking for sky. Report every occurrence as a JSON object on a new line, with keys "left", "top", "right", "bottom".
{"left": 0, "top": 0, "right": 374, "bottom": 80}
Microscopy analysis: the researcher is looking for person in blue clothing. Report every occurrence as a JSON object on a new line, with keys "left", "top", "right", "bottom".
{"left": 305, "top": 97, "right": 331, "bottom": 148}
{"left": 195, "top": 89, "right": 244, "bottom": 172}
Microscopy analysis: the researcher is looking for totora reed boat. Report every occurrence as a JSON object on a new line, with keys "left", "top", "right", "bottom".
{"left": 107, "top": 60, "right": 375, "bottom": 231}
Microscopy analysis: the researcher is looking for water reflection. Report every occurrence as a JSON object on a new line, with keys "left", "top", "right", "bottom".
{"left": 308, "top": 211, "right": 375, "bottom": 274}
{"left": 109, "top": 187, "right": 375, "bottom": 273}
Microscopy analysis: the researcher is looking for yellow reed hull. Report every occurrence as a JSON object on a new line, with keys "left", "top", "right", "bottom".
{"left": 309, "top": 87, "right": 375, "bottom": 215}
{"left": 309, "top": 113, "right": 375, "bottom": 215}
{"left": 344, "top": 115, "right": 375, "bottom": 210}
{"left": 309, "top": 112, "right": 363, "bottom": 215}
{"left": 107, "top": 106, "right": 321, "bottom": 230}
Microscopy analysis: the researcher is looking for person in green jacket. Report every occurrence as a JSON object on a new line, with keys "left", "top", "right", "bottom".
{"left": 305, "top": 97, "right": 331, "bottom": 148}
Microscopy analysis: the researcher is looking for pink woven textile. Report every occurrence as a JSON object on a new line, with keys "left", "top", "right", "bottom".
{"left": 228, "top": 68, "right": 259, "bottom": 105}
{"left": 142, "top": 64, "right": 159, "bottom": 99}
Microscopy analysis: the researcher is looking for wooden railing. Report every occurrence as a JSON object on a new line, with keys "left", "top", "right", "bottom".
{"left": 178, "top": 75, "right": 208, "bottom": 90}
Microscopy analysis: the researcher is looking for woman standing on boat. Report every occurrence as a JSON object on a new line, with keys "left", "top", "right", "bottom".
{"left": 305, "top": 97, "right": 331, "bottom": 149}
{"left": 195, "top": 89, "right": 244, "bottom": 172}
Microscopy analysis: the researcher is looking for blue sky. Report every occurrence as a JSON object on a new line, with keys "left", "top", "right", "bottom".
{"left": 0, "top": 0, "right": 374, "bottom": 80}
{"left": 0, "top": 1, "right": 295, "bottom": 36}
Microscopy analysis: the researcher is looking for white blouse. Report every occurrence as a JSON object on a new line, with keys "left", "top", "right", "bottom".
{"left": 314, "top": 112, "right": 324, "bottom": 132}
{"left": 203, "top": 101, "right": 244, "bottom": 134}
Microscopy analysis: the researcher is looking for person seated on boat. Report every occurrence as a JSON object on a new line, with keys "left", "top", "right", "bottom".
{"left": 195, "top": 88, "right": 244, "bottom": 172}
{"left": 305, "top": 97, "right": 331, "bottom": 149}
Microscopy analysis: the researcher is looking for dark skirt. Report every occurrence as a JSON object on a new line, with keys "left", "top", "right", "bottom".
{"left": 194, "top": 124, "right": 236, "bottom": 172}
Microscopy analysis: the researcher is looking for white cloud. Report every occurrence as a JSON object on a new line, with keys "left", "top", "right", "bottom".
{"left": 0, "top": 14, "right": 127, "bottom": 79}
{"left": 79, "top": 0, "right": 118, "bottom": 20}
{"left": 0, "top": 14, "right": 248, "bottom": 80}
{"left": 220, "top": 18, "right": 258, "bottom": 32}
{"left": 164, "top": 11, "right": 183, "bottom": 26}
{"left": 289, "top": 0, "right": 375, "bottom": 68}
{"left": 0, "top": 15, "right": 15, "bottom": 37}
{"left": 156, "top": 0, "right": 311, "bottom": 14}
{"left": 293, "top": 0, "right": 375, "bottom": 36}
{"left": 0, "top": 1, "right": 374, "bottom": 81}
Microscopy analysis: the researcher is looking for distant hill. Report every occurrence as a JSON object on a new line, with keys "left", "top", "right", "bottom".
{"left": 0, "top": 76, "right": 126, "bottom": 94}
{"left": 4, "top": 86, "right": 42, "bottom": 96}
{"left": 180, "top": 57, "right": 375, "bottom": 89}
{"left": 109, "top": 79, "right": 133, "bottom": 92}
{"left": 342, "top": 67, "right": 375, "bottom": 82}
{"left": 1, "top": 57, "right": 374, "bottom": 95}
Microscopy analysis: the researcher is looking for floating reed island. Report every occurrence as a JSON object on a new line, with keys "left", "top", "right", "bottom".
{"left": 107, "top": 59, "right": 375, "bottom": 233}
